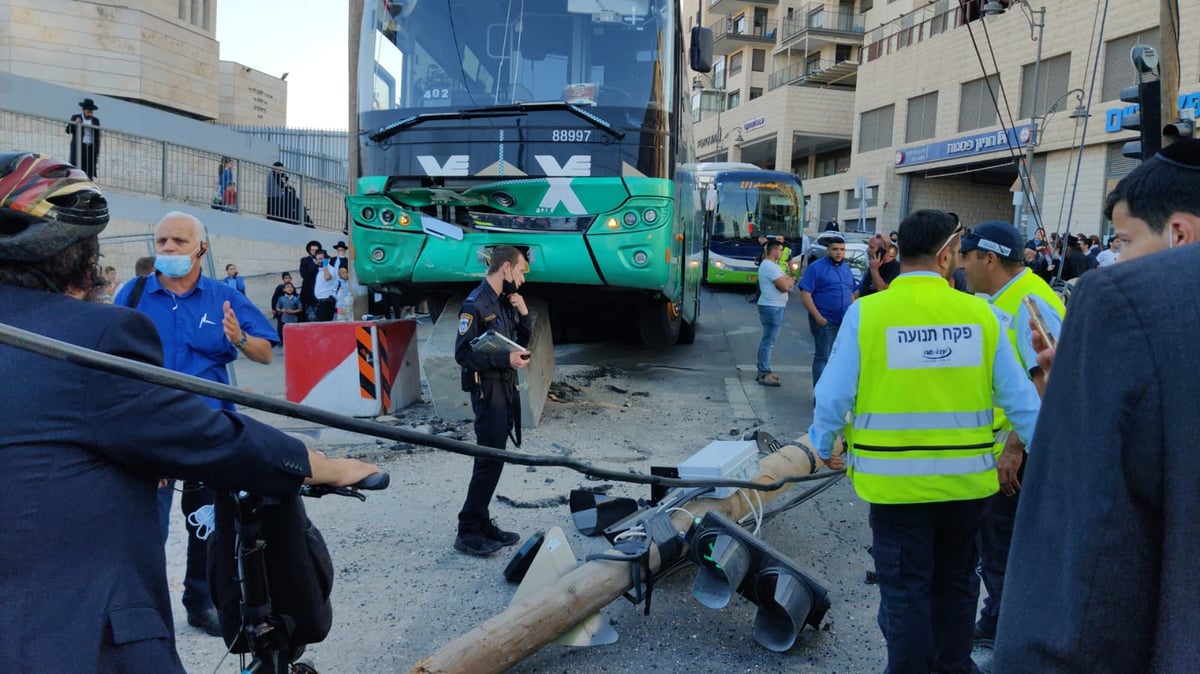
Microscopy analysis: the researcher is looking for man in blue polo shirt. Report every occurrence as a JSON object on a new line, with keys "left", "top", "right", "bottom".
{"left": 114, "top": 211, "right": 278, "bottom": 636}
{"left": 799, "top": 234, "right": 855, "bottom": 386}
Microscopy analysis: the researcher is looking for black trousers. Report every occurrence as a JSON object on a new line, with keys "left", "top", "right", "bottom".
{"left": 181, "top": 481, "right": 215, "bottom": 614}
{"left": 78, "top": 144, "right": 98, "bottom": 179}
{"left": 976, "top": 457, "right": 1025, "bottom": 634}
{"left": 870, "top": 498, "right": 987, "bottom": 674}
{"left": 314, "top": 297, "right": 336, "bottom": 322}
{"left": 457, "top": 377, "right": 515, "bottom": 534}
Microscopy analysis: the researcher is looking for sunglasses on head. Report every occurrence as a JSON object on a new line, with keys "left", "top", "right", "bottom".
{"left": 936, "top": 223, "right": 966, "bottom": 255}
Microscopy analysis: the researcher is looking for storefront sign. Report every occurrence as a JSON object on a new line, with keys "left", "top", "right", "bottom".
{"left": 1105, "top": 91, "right": 1200, "bottom": 133}
{"left": 743, "top": 116, "right": 766, "bottom": 132}
{"left": 894, "top": 125, "right": 1033, "bottom": 168}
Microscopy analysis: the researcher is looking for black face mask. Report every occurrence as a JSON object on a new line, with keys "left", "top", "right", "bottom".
{"left": 501, "top": 277, "right": 519, "bottom": 296}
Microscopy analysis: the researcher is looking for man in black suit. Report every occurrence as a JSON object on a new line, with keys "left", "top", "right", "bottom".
{"left": 0, "top": 152, "right": 380, "bottom": 672}
{"left": 66, "top": 97, "right": 101, "bottom": 179}
{"left": 994, "top": 139, "right": 1200, "bottom": 670}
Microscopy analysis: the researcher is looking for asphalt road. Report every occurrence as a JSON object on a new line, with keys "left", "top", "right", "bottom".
{"left": 169, "top": 284, "right": 890, "bottom": 673}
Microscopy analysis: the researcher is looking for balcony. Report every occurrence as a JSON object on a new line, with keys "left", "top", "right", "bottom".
{"left": 768, "top": 58, "right": 859, "bottom": 90}
{"left": 708, "top": 0, "right": 779, "bottom": 16}
{"left": 777, "top": 3, "right": 866, "bottom": 53}
{"left": 862, "top": 0, "right": 970, "bottom": 63}
{"left": 709, "top": 16, "right": 778, "bottom": 56}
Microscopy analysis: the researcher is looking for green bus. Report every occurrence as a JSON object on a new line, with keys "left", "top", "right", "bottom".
{"left": 693, "top": 164, "right": 806, "bottom": 285}
{"left": 348, "top": 0, "right": 713, "bottom": 345}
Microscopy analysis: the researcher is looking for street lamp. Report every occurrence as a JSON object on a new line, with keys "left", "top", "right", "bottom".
{"left": 693, "top": 75, "right": 737, "bottom": 159}
{"left": 983, "top": 0, "right": 1048, "bottom": 238}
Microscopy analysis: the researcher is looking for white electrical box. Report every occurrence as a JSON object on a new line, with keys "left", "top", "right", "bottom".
{"left": 678, "top": 440, "right": 760, "bottom": 499}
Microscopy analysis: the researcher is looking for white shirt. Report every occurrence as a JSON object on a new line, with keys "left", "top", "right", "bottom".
{"left": 757, "top": 259, "right": 788, "bottom": 307}
{"left": 1096, "top": 249, "right": 1119, "bottom": 267}
{"left": 313, "top": 264, "right": 339, "bottom": 300}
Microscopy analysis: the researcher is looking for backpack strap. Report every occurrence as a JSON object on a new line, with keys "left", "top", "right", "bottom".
{"left": 125, "top": 275, "right": 150, "bottom": 309}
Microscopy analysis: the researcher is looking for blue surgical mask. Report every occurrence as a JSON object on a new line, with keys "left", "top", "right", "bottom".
{"left": 155, "top": 247, "right": 198, "bottom": 278}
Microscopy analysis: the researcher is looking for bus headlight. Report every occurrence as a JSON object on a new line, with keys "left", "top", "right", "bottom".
{"left": 371, "top": 247, "right": 386, "bottom": 262}
{"left": 361, "top": 206, "right": 376, "bottom": 221}
{"left": 643, "top": 208, "right": 657, "bottom": 224}
{"left": 623, "top": 211, "right": 638, "bottom": 227}
{"left": 380, "top": 209, "right": 396, "bottom": 225}
{"left": 632, "top": 250, "right": 649, "bottom": 266}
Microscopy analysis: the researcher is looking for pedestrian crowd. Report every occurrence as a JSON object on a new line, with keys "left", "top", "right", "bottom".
{"left": 799, "top": 137, "right": 1200, "bottom": 674}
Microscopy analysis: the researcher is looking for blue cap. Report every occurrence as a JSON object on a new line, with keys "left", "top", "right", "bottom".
{"left": 960, "top": 221, "right": 1025, "bottom": 261}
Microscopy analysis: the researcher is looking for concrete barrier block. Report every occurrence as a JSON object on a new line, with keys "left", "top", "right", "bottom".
{"left": 423, "top": 294, "right": 555, "bottom": 429}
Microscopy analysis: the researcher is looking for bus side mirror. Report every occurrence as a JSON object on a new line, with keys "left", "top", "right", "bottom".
{"left": 690, "top": 27, "right": 713, "bottom": 73}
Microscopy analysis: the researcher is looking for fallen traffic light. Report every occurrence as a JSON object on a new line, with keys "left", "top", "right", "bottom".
{"left": 688, "top": 511, "right": 831, "bottom": 652}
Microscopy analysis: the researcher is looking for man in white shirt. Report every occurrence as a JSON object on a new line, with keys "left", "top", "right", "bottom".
{"left": 755, "top": 240, "right": 794, "bottom": 386}
{"left": 1096, "top": 235, "right": 1121, "bottom": 267}
{"left": 312, "top": 248, "right": 340, "bottom": 321}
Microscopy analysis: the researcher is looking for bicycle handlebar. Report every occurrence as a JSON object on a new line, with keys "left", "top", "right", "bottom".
{"left": 299, "top": 472, "right": 390, "bottom": 501}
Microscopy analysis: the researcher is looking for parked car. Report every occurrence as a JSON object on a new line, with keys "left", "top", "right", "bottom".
{"left": 805, "top": 232, "right": 871, "bottom": 285}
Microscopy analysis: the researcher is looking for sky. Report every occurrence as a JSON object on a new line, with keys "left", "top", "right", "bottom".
{"left": 216, "top": 2, "right": 351, "bottom": 129}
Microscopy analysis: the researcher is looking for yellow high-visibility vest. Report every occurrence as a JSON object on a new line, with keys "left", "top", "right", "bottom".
{"left": 989, "top": 268, "right": 1064, "bottom": 443}
{"left": 849, "top": 274, "right": 1001, "bottom": 504}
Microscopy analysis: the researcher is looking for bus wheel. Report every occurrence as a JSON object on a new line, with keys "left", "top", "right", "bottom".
{"left": 637, "top": 299, "right": 681, "bottom": 346}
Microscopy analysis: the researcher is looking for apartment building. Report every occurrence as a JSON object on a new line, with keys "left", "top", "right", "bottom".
{"left": 684, "top": 0, "right": 1199, "bottom": 236}
{"left": 0, "top": 0, "right": 284, "bottom": 123}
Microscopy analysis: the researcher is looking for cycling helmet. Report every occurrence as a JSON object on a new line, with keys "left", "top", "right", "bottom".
{"left": 0, "top": 152, "right": 109, "bottom": 261}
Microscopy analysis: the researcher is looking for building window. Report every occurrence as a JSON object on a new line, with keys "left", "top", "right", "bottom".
{"left": 905, "top": 92, "right": 939, "bottom": 143}
{"left": 752, "top": 49, "right": 766, "bottom": 72}
{"left": 714, "top": 56, "right": 726, "bottom": 90}
{"left": 859, "top": 105, "right": 895, "bottom": 153}
{"left": 816, "top": 149, "right": 851, "bottom": 177}
{"left": 749, "top": 87, "right": 763, "bottom": 101}
{"left": 958, "top": 75, "right": 1000, "bottom": 132}
{"left": 1020, "top": 53, "right": 1071, "bottom": 120}
{"left": 845, "top": 186, "right": 880, "bottom": 209}
{"left": 861, "top": 0, "right": 874, "bottom": 10}
{"left": 1102, "top": 31, "right": 1161, "bottom": 101}
{"left": 734, "top": 14, "right": 747, "bottom": 35}
{"left": 729, "top": 52, "right": 744, "bottom": 76}
{"left": 727, "top": 90, "right": 742, "bottom": 109}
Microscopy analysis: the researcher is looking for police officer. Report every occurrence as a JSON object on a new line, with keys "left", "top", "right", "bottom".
{"left": 808, "top": 210, "right": 1042, "bottom": 674}
{"left": 956, "top": 221, "right": 1065, "bottom": 643}
{"left": 453, "top": 245, "right": 532, "bottom": 556}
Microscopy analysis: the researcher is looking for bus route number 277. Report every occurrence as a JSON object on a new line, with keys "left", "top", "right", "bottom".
{"left": 552, "top": 129, "right": 592, "bottom": 142}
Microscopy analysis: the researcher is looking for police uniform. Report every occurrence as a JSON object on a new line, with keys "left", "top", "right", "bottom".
{"left": 454, "top": 280, "right": 531, "bottom": 536}
{"left": 809, "top": 272, "right": 1042, "bottom": 674}
{"left": 975, "top": 266, "right": 1064, "bottom": 639}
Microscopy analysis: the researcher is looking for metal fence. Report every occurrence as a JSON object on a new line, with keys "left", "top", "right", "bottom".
{"left": 224, "top": 126, "right": 349, "bottom": 184}
{"left": 1, "top": 107, "right": 348, "bottom": 234}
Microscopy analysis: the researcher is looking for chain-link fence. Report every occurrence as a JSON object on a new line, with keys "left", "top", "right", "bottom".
{"left": 1, "top": 107, "right": 348, "bottom": 234}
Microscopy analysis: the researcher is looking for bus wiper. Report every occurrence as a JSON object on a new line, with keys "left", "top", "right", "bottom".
{"left": 481, "top": 102, "right": 626, "bottom": 140}
{"left": 366, "top": 102, "right": 625, "bottom": 144}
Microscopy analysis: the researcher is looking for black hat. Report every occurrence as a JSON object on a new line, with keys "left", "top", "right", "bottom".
{"left": 1154, "top": 137, "right": 1200, "bottom": 170}
{"left": 333, "top": 240, "right": 348, "bottom": 250}
{"left": 79, "top": 98, "right": 98, "bottom": 110}
{"left": 272, "top": 161, "right": 285, "bottom": 167}
{"left": 960, "top": 221, "right": 1024, "bottom": 262}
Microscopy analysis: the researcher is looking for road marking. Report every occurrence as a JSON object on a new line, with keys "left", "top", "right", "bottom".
{"left": 724, "top": 377, "right": 756, "bottom": 421}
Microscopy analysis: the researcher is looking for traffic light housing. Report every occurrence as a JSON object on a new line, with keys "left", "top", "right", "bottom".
{"left": 1120, "top": 80, "right": 1162, "bottom": 160}
{"left": 688, "top": 511, "right": 831, "bottom": 652}
{"left": 1164, "top": 118, "right": 1195, "bottom": 141}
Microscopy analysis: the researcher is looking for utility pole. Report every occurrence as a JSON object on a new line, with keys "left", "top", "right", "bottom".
{"left": 1160, "top": 0, "right": 1181, "bottom": 146}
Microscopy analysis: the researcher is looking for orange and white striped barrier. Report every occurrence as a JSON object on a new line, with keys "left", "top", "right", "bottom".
{"left": 284, "top": 319, "right": 420, "bottom": 417}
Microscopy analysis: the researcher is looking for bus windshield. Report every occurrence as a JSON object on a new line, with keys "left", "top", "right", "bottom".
{"left": 710, "top": 175, "right": 803, "bottom": 241}
{"left": 363, "top": 0, "right": 674, "bottom": 115}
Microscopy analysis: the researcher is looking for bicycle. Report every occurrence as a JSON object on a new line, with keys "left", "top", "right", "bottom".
{"left": 210, "top": 472, "right": 390, "bottom": 674}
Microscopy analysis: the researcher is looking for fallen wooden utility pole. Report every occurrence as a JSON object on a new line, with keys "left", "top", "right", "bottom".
{"left": 411, "top": 436, "right": 833, "bottom": 674}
